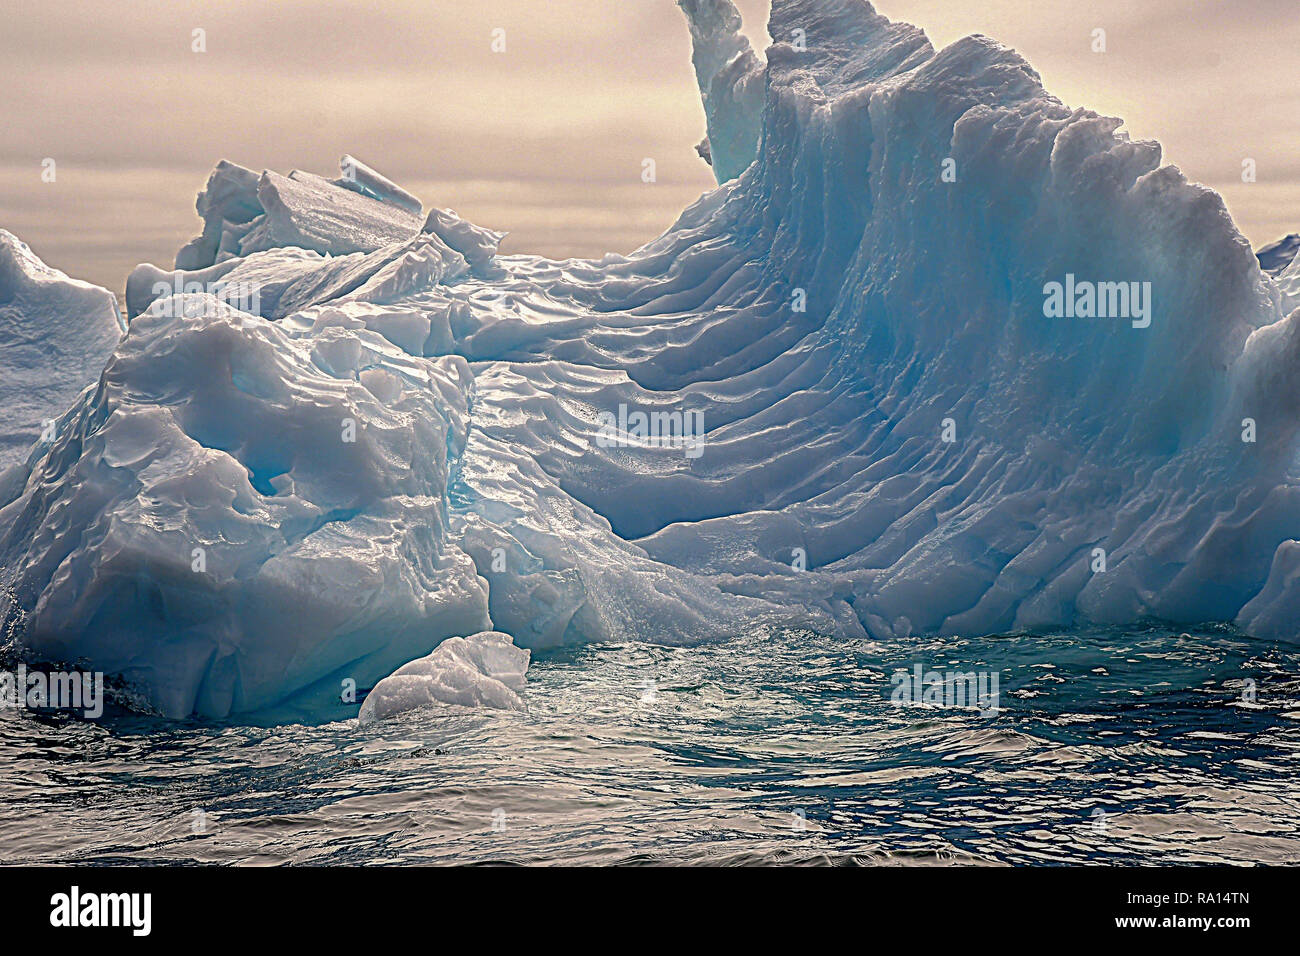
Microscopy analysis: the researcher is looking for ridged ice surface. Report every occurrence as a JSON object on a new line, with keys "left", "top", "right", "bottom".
{"left": 2, "top": 0, "right": 1300, "bottom": 720}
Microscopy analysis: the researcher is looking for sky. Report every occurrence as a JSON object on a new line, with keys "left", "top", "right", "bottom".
{"left": 0, "top": 0, "right": 1296, "bottom": 296}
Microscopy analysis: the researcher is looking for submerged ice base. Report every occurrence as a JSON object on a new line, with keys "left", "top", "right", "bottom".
{"left": 2, "top": 0, "right": 1300, "bottom": 720}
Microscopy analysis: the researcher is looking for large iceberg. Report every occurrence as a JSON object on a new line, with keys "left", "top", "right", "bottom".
{"left": 2, "top": 0, "right": 1300, "bottom": 720}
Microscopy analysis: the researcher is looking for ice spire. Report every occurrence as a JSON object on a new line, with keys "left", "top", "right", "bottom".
{"left": 677, "top": 0, "right": 765, "bottom": 183}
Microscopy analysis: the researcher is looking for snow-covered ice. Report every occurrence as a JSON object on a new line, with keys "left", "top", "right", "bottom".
{"left": 2, "top": 0, "right": 1300, "bottom": 720}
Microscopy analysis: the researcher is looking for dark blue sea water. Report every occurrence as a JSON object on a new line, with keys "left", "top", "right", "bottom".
{"left": 2, "top": 625, "right": 1298, "bottom": 865}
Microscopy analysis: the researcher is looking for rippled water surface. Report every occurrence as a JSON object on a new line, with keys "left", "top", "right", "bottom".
{"left": 3, "top": 626, "right": 1300, "bottom": 865}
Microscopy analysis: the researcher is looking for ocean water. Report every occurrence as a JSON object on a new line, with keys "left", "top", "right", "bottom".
{"left": 2, "top": 625, "right": 1298, "bottom": 866}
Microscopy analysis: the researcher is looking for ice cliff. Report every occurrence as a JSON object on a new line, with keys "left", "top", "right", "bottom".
{"left": 2, "top": 0, "right": 1299, "bottom": 720}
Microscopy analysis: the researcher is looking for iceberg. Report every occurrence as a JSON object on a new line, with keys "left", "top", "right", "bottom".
{"left": 336, "top": 154, "right": 424, "bottom": 217}
{"left": 679, "top": 0, "right": 765, "bottom": 184}
{"left": 2, "top": 0, "right": 1300, "bottom": 721}
{"left": 0, "top": 296, "right": 489, "bottom": 718}
{"left": 0, "top": 231, "right": 123, "bottom": 472}
{"left": 173, "top": 157, "right": 423, "bottom": 271}
{"left": 421, "top": 208, "right": 506, "bottom": 276}
{"left": 357, "top": 630, "right": 529, "bottom": 723}
{"left": 1257, "top": 234, "right": 1300, "bottom": 277}
{"left": 1260, "top": 236, "right": 1300, "bottom": 317}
